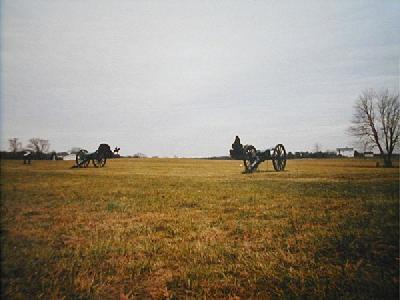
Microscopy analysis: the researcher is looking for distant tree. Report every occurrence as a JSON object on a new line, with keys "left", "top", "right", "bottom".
{"left": 133, "top": 153, "right": 147, "bottom": 158}
{"left": 354, "top": 140, "right": 373, "bottom": 154}
{"left": 27, "top": 138, "right": 50, "bottom": 153}
{"left": 348, "top": 89, "right": 399, "bottom": 167}
{"left": 8, "top": 138, "right": 22, "bottom": 152}
{"left": 313, "top": 143, "right": 322, "bottom": 153}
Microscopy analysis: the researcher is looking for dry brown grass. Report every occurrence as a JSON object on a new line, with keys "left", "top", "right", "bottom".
{"left": 1, "top": 158, "right": 399, "bottom": 299}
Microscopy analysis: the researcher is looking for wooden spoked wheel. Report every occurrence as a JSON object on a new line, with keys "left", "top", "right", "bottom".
{"left": 93, "top": 154, "right": 106, "bottom": 168}
{"left": 243, "top": 145, "right": 258, "bottom": 173}
{"left": 76, "top": 150, "right": 89, "bottom": 168}
{"left": 272, "top": 144, "right": 286, "bottom": 171}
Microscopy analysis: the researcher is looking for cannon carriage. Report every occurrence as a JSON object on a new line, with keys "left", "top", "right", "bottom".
{"left": 230, "top": 137, "right": 287, "bottom": 173}
{"left": 75, "top": 144, "right": 113, "bottom": 168}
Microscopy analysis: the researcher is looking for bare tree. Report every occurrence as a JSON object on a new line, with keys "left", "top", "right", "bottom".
{"left": 349, "top": 89, "right": 399, "bottom": 167}
{"left": 313, "top": 143, "right": 322, "bottom": 153}
{"left": 27, "top": 138, "right": 50, "bottom": 153}
{"left": 8, "top": 138, "right": 22, "bottom": 152}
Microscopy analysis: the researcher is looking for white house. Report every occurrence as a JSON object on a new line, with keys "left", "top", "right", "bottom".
{"left": 364, "top": 151, "right": 374, "bottom": 158}
{"left": 63, "top": 154, "right": 77, "bottom": 160}
{"left": 336, "top": 147, "right": 354, "bottom": 157}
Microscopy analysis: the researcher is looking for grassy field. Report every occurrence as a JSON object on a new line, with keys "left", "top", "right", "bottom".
{"left": 1, "top": 158, "right": 399, "bottom": 299}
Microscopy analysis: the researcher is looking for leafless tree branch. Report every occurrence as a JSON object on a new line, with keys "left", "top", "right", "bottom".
{"left": 27, "top": 138, "right": 50, "bottom": 153}
{"left": 8, "top": 138, "right": 22, "bottom": 152}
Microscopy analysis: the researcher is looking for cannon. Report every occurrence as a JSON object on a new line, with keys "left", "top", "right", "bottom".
{"left": 75, "top": 144, "right": 113, "bottom": 168}
{"left": 230, "top": 136, "right": 287, "bottom": 173}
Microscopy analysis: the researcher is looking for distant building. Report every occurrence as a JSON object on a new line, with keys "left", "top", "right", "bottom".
{"left": 63, "top": 154, "right": 76, "bottom": 160}
{"left": 336, "top": 147, "right": 354, "bottom": 157}
{"left": 364, "top": 151, "right": 374, "bottom": 158}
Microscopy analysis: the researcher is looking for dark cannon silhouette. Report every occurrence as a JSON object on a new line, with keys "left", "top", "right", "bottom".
{"left": 75, "top": 144, "right": 114, "bottom": 168}
{"left": 229, "top": 136, "right": 287, "bottom": 173}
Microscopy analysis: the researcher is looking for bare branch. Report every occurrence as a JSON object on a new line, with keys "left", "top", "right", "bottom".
{"left": 27, "top": 138, "right": 50, "bottom": 153}
{"left": 8, "top": 138, "right": 22, "bottom": 152}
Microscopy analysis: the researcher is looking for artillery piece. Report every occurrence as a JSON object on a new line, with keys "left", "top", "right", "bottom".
{"left": 75, "top": 144, "right": 113, "bottom": 168}
{"left": 230, "top": 136, "right": 287, "bottom": 173}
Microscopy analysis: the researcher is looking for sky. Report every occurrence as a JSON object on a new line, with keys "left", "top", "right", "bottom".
{"left": 1, "top": 0, "right": 399, "bottom": 157}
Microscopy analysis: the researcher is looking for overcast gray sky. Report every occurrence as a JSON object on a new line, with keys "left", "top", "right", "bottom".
{"left": 1, "top": 0, "right": 399, "bottom": 157}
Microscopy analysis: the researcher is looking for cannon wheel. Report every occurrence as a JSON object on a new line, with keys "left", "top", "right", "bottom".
{"left": 272, "top": 144, "right": 286, "bottom": 171}
{"left": 243, "top": 145, "right": 257, "bottom": 173}
{"left": 76, "top": 150, "right": 90, "bottom": 168}
{"left": 92, "top": 154, "right": 106, "bottom": 168}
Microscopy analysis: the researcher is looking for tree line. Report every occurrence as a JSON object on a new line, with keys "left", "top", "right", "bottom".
{"left": 2, "top": 138, "right": 53, "bottom": 160}
{"left": 8, "top": 138, "right": 50, "bottom": 153}
{"left": 2, "top": 88, "right": 399, "bottom": 165}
